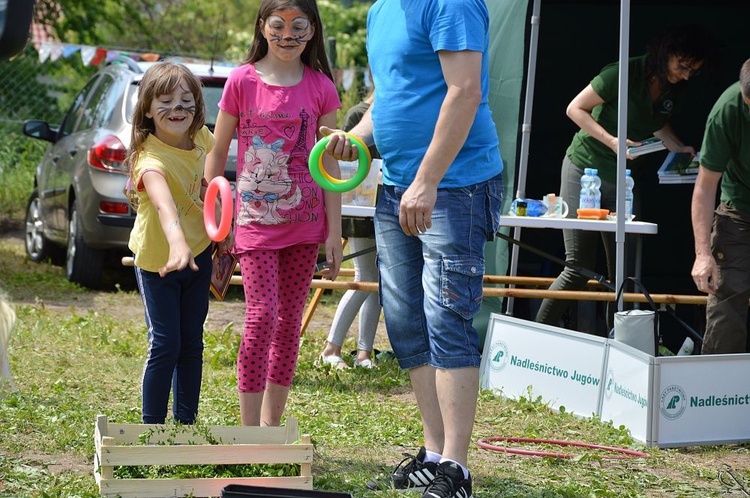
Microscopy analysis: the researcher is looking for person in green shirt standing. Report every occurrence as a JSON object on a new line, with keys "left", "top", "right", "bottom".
{"left": 691, "top": 58, "right": 750, "bottom": 354}
{"left": 536, "top": 25, "right": 717, "bottom": 333}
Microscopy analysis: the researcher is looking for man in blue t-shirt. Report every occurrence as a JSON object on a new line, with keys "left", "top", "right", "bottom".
{"left": 322, "top": 1, "right": 503, "bottom": 497}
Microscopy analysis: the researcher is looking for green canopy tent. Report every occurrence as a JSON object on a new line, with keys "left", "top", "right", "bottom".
{"left": 480, "top": 0, "right": 749, "bottom": 342}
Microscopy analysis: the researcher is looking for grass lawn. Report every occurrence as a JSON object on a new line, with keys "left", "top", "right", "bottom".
{"left": 1, "top": 226, "right": 749, "bottom": 497}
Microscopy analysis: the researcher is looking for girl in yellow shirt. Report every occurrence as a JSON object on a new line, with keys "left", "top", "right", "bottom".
{"left": 126, "top": 62, "right": 215, "bottom": 424}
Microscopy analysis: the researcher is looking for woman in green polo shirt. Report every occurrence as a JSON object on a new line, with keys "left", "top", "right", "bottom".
{"left": 536, "top": 25, "right": 717, "bottom": 333}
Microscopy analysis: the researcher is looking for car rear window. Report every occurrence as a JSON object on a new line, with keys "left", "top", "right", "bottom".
{"left": 201, "top": 83, "right": 224, "bottom": 129}
{"left": 126, "top": 79, "right": 226, "bottom": 128}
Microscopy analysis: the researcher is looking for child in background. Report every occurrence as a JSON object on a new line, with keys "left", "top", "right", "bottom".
{"left": 318, "top": 89, "right": 381, "bottom": 369}
{"left": 126, "top": 62, "right": 214, "bottom": 424}
{"left": 205, "top": 0, "right": 342, "bottom": 426}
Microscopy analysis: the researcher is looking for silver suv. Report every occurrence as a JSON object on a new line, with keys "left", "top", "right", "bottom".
{"left": 22, "top": 57, "right": 237, "bottom": 288}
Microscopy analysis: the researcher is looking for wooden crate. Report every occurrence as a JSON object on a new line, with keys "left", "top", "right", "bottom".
{"left": 94, "top": 415, "right": 312, "bottom": 498}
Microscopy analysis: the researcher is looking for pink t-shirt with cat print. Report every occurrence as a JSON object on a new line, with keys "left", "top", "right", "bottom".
{"left": 219, "top": 64, "right": 340, "bottom": 252}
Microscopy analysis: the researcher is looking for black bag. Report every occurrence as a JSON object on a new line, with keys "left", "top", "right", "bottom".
{"left": 222, "top": 485, "right": 352, "bottom": 498}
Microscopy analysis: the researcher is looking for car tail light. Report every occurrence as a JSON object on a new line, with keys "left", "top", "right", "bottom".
{"left": 88, "top": 135, "right": 127, "bottom": 172}
{"left": 99, "top": 201, "right": 130, "bottom": 214}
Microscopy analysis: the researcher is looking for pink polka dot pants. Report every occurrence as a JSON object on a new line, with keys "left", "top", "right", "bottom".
{"left": 236, "top": 244, "right": 318, "bottom": 393}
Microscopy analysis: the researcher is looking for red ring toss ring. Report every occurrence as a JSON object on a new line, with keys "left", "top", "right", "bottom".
{"left": 203, "top": 176, "right": 233, "bottom": 242}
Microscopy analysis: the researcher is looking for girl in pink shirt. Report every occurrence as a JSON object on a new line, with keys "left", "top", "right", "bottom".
{"left": 205, "top": 0, "right": 342, "bottom": 426}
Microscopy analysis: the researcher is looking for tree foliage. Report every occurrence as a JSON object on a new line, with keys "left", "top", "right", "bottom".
{"left": 99, "top": 0, "right": 262, "bottom": 60}
{"left": 33, "top": 0, "right": 261, "bottom": 61}
{"left": 34, "top": 0, "right": 118, "bottom": 45}
{"left": 32, "top": 0, "right": 371, "bottom": 66}
{"left": 318, "top": 0, "right": 371, "bottom": 68}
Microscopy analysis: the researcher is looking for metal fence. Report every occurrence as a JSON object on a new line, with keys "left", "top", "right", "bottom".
{"left": 0, "top": 42, "right": 369, "bottom": 220}
{"left": 0, "top": 45, "right": 97, "bottom": 135}
{"left": 0, "top": 43, "right": 371, "bottom": 136}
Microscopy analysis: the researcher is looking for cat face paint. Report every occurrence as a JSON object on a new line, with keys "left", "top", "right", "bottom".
{"left": 146, "top": 80, "right": 197, "bottom": 149}
{"left": 263, "top": 11, "right": 312, "bottom": 46}
{"left": 148, "top": 82, "right": 196, "bottom": 119}
{"left": 155, "top": 103, "right": 197, "bottom": 119}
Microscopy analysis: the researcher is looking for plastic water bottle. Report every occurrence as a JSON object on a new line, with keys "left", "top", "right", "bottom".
{"left": 625, "top": 169, "right": 635, "bottom": 220}
{"left": 590, "top": 168, "right": 602, "bottom": 209}
{"left": 579, "top": 168, "right": 595, "bottom": 209}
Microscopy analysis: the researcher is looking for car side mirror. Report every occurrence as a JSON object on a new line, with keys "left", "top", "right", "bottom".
{"left": 23, "top": 120, "right": 56, "bottom": 142}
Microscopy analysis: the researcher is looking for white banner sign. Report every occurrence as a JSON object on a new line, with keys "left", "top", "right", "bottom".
{"left": 480, "top": 314, "right": 607, "bottom": 416}
{"left": 600, "top": 341, "right": 653, "bottom": 444}
{"left": 653, "top": 354, "right": 750, "bottom": 447}
{"left": 480, "top": 314, "right": 750, "bottom": 448}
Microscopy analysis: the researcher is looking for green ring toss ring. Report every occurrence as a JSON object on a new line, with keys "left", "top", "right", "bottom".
{"left": 309, "top": 132, "right": 372, "bottom": 193}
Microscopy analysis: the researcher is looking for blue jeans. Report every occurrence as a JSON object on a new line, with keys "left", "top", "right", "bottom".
{"left": 134, "top": 247, "right": 212, "bottom": 424}
{"left": 374, "top": 174, "right": 503, "bottom": 369}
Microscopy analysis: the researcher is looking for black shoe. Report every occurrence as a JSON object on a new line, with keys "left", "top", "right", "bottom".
{"left": 366, "top": 446, "right": 438, "bottom": 492}
{"left": 422, "top": 461, "right": 472, "bottom": 498}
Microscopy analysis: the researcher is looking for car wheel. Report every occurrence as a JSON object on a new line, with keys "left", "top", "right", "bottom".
{"left": 66, "top": 202, "right": 104, "bottom": 289}
{"left": 25, "top": 188, "right": 55, "bottom": 263}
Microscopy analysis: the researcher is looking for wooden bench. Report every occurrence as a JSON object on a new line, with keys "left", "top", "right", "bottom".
{"left": 304, "top": 270, "right": 707, "bottom": 303}
{"left": 299, "top": 271, "right": 710, "bottom": 333}
{"left": 121, "top": 257, "right": 709, "bottom": 335}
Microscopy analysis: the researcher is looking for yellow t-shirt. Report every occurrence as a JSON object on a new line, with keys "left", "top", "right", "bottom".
{"left": 128, "top": 126, "right": 214, "bottom": 272}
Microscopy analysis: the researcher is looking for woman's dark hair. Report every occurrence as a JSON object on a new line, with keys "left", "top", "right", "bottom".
{"left": 645, "top": 24, "right": 719, "bottom": 90}
{"left": 244, "top": 0, "right": 334, "bottom": 82}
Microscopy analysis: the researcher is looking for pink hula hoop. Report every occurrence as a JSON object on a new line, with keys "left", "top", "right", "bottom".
{"left": 477, "top": 436, "right": 649, "bottom": 459}
{"left": 203, "top": 176, "right": 233, "bottom": 242}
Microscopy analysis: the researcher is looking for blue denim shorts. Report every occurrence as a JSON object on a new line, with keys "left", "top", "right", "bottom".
{"left": 374, "top": 174, "right": 503, "bottom": 369}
